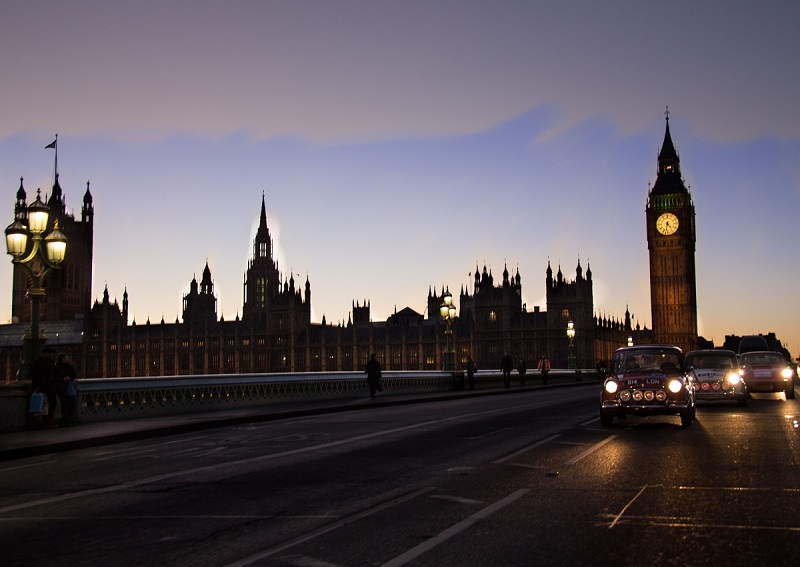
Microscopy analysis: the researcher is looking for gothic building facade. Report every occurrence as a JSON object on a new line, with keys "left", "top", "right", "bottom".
{"left": 2, "top": 189, "right": 642, "bottom": 379}
{"left": 6, "top": 115, "right": 745, "bottom": 381}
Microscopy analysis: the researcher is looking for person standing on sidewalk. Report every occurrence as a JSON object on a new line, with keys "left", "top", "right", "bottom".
{"left": 501, "top": 352, "right": 513, "bottom": 389}
{"left": 29, "top": 348, "right": 57, "bottom": 428}
{"left": 54, "top": 353, "right": 78, "bottom": 426}
{"left": 517, "top": 358, "right": 527, "bottom": 387}
{"left": 537, "top": 354, "right": 551, "bottom": 385}
{"left": 365, "top": 354, "right": 382, "bottom": 400}
{"left": 466, "top": 356, "right": 477, "bottom": 390}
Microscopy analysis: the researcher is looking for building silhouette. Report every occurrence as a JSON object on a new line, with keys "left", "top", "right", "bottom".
{"left": 646, "top": 109, "right": 698, "bottom": 352}
{"left": 2, "top": 176, "right": 644, "bottom": 378}
{"left": 6, "top": 116, "right": 788, "bottom": 380}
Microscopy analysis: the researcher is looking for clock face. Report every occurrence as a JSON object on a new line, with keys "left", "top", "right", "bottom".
{"left": 656, "top": 212, "right": 679, "bottom": 235}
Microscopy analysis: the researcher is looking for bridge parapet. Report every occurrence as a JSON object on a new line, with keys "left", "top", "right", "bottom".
{"left": 70, "top": 369, "right": 597, "bottom": 423}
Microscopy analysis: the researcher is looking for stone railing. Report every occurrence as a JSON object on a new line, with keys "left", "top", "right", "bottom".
{"left": 75, "top": 368, "right": 595, "bottom": 423}
{"left": 75, "top": 370, "right": 457, "bottom": 422}
{"left": 1, "top": 369, "right": 597, "bottom": 430}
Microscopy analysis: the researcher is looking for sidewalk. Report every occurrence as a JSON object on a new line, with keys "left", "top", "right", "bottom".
{"left": 0, "top": 380, "right": 596, "bottom": 462}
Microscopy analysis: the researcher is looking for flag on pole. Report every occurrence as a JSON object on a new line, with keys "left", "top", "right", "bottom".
{"left": 45, "top": 139, "right": 57, "bottom": 149}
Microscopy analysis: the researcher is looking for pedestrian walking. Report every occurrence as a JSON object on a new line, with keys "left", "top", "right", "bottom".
{"left": 365, "top": 353, "right": 383, "bottom": 399}
{"left": 537, "top": 354, "right": 551, "bottom": 385}
{"left": 466, "top": 356, "right": 477, "bottom": 390}
{"left": 501, "top": 352, "right": 513, "bottom": 388}
{"left": 517, "top": 358, "right": 527, "bottom": 386}
{"left": 54, "top": 353, "right": 78, "bottom": 426}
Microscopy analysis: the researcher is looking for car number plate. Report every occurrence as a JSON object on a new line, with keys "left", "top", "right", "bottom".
{"left": 754, "top": 370, "right": 772, "bottom": 378}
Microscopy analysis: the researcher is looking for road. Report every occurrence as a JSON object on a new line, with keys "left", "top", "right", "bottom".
{"left": 1, "top": 385, "right": 799, "bottom": 566}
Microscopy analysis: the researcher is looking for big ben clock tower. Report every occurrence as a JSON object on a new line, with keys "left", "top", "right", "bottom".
{"left": 646, "top": 109, "right": 698, "bottom": 352}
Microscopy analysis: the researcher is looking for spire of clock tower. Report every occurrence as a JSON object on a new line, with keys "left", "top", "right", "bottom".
{"left": 652, "top": 107, "right": 689, "bottom": 196}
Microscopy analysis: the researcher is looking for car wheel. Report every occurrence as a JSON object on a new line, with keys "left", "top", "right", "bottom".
{"left": 600, "top": 411, "right": 614, "bottom": 427}
{"left": 786, "top": 385, "right": 796, "bottom": 400}
{"left": 680, "top": 407, "right": 694, "bottom": 427}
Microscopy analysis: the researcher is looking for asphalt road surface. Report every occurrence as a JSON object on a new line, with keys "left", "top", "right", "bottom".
{"left": 2, "top": 385, "right": 799, "bottom": 566}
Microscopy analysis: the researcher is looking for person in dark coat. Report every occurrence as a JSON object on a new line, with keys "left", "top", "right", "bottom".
{"left": 29, "top": 348, "right": 56, "bottom": 428}
{"left": 501, "top": 352, "right": 513, "bottom": 388}
{"left": 54, "top": 353, "right": 78, "bottom": 426}
{"left": 365, "top": 354, "right": 382, "bottom": 399}
{"left": 517, "top": 358, "right": 527, "bottom": 387}
{"left": 466, "top": 356, "right": 477, "bottom": 390}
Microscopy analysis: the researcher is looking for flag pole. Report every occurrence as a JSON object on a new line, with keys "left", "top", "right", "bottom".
{"left": 46, "top": 134, "right": 58, "bottom": 184}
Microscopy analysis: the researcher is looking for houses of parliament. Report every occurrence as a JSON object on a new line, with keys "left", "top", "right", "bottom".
{"left": 3, "top": 116, "right": 717, "bottom": 381}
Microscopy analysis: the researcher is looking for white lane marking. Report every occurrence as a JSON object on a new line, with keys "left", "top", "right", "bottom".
{"left": 222, "top": 487, "right": 436, "bottom": 567}
{"left": 493, "top": 434, "right": 560, "bottom": 464}
{"left": 609, "top": 484, "right": 649, "bottom": 529}
{"left": 506, "top": 463, "right": 546, "bottom": 470}
{"left": 430, "top": 494, "right": 484, "bottom": 505}
{"left": 563, "top": 435, "right": 617, "bottom": 465}
{"left": 0, "top": 460, "right": 56, "bottom": 473}
{"left": 468, "top": 427, "right": 511, "bottom": 439}
{"left": 380, "top": 489, "right": 530, "bottom": 567}
{"left": 93, "top": 436, "right": 206, "bottom": 456}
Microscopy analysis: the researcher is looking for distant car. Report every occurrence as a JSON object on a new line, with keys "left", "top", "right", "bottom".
{"left": 738, "top": 351, "right": 796, "bottom": 399}
{"left": 600, "top": 345, "right": 695, "bottom": 427}
{"left": 686, "top": 349, "right": 746, "bottom": 406}
{"left": 738, "top": 335, "right": 769, "bottom": 355}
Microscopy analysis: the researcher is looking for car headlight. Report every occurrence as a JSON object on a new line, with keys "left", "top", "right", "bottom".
{"left": 604, "top": 381, "right": 618, "bottom": 394}
{"left": 727, "top": 372, "right": 741, "bottom": 385}
{"left": 782, "top": 367, "right": 793, "bottom": 379}
{"left": 668, "top": 379, "right": 684, "bottom": 393}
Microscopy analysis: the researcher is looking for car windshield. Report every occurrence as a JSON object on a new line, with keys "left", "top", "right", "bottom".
{"left": 686, "top": 353, "right": 737, "bottom": 369}
{"left": 740, "top": 353, "right": 786, "bottom": 367}
{"left": 612, "top": 348, "right": 683, "bottom": 372}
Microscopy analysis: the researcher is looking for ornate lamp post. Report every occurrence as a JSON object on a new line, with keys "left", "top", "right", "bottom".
{"left": 439, "top": 289, "right": 457, "bottom": 371}
{"left": 566, "top": 319, "right": 576, "bottom": 369}
{"left": 5, "top": 188, "right": 67, "bottom": 377}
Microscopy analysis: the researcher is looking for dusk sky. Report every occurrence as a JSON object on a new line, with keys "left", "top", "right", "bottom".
{"left": 2, "top": 2, "right": 799, "bottom": 357}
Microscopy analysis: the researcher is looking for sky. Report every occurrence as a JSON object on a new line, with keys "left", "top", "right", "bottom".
{"left": 1, "top": 1, "right": 799, "bottom": 357}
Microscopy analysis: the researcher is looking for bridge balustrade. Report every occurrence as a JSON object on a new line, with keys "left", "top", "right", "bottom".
{"left": 71, "top": 369, "right": 594, "bottom": 423}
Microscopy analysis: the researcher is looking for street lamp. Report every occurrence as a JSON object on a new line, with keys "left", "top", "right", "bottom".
{"left": 5, "top": 188, "right": 67, "bottom": 377}
{"left": 566, "top": 319, "right": 576, "bottom": 369}
{"left": 439, "top": 289, "right": 457, "bottom": 371}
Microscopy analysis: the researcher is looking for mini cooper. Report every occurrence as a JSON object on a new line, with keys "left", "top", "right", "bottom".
{"left": 738, "top": 351, "right": 796, "bottom": 399}
{"left": 600, "top": 345, "right": 695, "bottom": 427}
{"left": 686, "top": 349, "right": 746, "bottom": 406}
